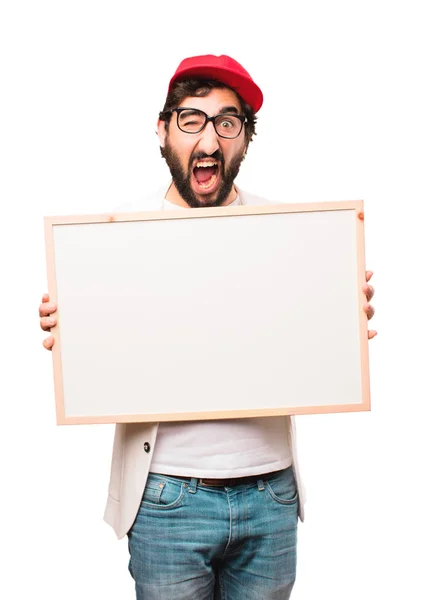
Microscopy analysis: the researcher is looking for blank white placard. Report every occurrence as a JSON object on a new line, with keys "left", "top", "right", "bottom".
{"left": 45, "top": 201, "right": 370, "bottom": 424}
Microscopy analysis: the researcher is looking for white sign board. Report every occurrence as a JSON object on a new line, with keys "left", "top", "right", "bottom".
{"left": 45, "top": 201, "right": 370, "bottom": 424}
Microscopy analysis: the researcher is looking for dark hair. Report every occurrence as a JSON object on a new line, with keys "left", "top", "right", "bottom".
{"left": 159, "top": 79, "right": 257, "bottom": 146}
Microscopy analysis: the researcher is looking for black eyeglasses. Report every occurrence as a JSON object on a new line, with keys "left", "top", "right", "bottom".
{"left": 167, "top": 108, "right": 247, "bottom": 139}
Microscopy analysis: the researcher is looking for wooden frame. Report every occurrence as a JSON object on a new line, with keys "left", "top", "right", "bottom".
{"left": 45, "top": 200, "right": 370, "bottom": 425}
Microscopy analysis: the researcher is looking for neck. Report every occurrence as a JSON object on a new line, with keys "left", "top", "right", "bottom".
{"left": 165, "top": 182, "right": 237, "bottom": 208}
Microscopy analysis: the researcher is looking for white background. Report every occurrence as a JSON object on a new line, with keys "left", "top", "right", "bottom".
{"left": 1, "top": 1, "right": 433, "bottom": 598}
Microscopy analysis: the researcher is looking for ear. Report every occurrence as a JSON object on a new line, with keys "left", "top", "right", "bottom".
{"left": 157, "top": 119, "right": 168, "bottom": 148}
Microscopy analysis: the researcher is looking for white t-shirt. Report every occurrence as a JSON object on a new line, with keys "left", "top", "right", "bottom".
{"left": 150, "top": 194, "right": 292, "bottom": 477}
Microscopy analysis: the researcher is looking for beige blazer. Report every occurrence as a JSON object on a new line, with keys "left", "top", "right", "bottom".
{"left": 103, "top": 187, "right": 306, "bottom": 539}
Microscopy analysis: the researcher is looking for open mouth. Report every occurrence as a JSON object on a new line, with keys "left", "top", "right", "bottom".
{"left": 192, "top": 160, "right": 220, "bottom": 192}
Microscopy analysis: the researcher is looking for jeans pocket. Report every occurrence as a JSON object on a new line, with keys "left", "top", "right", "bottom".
{"left": 265, "top": 467, "right": 298, "bottom": 506}
{"left": 141, "top": 475, "right": 186, "bottom": 510}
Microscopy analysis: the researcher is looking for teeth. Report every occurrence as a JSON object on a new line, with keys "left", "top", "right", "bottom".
{"left": 196, "top": 161, "right": 218, "bottom": 168}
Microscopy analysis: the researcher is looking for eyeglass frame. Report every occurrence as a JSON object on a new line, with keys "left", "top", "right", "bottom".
{"left": 164, "top": 107, "right": 248, "bottom": 139}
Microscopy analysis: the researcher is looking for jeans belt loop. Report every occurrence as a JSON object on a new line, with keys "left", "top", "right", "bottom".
{"left": 188, "top": 477, "right": 198, "bottom": 494}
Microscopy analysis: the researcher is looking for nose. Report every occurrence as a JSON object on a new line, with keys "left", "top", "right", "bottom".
{"left": 196, "top": 121, "right": 220, "bottom": 156}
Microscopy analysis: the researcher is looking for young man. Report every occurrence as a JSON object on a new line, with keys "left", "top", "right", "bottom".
{"left": 40, "top": 54, "right": 376, "bottom": 599}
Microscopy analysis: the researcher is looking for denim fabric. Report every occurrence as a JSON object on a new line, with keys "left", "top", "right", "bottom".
{"left": 127, "top": 466, "right": 298, "bottom": 599}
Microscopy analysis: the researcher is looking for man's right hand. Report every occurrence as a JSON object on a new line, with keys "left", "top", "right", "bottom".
{"left": 39, "top": 293, "right": 57, "bottom": 350}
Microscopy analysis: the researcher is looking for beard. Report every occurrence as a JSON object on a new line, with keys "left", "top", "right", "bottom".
{"left": 160, "top": 140, "right": 245, "bottom": 208}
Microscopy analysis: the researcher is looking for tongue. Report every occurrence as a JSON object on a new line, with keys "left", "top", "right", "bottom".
{"left": 194, "top": 166, "right": 216, "bottom": 183}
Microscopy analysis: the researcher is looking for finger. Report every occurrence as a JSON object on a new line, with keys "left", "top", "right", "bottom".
{"left": 362, "top": 283, "right": 375, "bottom": 302}
{"left": 368, "top": 330, "right": 377, "bottom": 340}
{"left": 40, "top": 316, "right": 57, "bottom": 332}
{"left": 42, "top": 293, "right": 50, "bottom": 303}
{"left": 363, "top": 302, "right": 375, "bottom": 320}
{"left": 42, "top": 336, "right": 55, "bottom": 350}
{"left": 39, "top": 301, "right": 57, "bottom": 318}
{"left": 365, "top": 270, "right": 373, "bottom": 282}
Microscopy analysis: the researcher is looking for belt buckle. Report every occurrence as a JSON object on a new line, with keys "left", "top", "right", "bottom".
{"left": 199, "top": 478, "right": 224, "bottom": 487}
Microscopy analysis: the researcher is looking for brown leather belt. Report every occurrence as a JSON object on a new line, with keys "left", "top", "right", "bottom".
{"left": 162, "top": 469, "right": 284, "bottom": 487}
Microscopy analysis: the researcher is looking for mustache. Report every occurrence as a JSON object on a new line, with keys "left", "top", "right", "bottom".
{"left": 189, "top": 150, "right": 224, "bottom": 169}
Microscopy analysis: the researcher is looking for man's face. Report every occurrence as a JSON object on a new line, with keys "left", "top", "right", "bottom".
{"left": 158, "top": 88, "right": 247, "bottom": 208}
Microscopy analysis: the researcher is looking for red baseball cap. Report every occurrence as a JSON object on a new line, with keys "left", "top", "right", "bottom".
{"left": 168, "top": 54, "right": 263, "bottom": 113}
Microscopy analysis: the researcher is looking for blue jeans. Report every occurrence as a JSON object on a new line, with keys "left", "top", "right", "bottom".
{"left": 127, "top": 466, "right": 298, "bottom": 599}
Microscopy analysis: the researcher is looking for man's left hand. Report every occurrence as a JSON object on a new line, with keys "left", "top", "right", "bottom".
{"left": 363, "top": 270, "right": 377, "bottom": 340}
